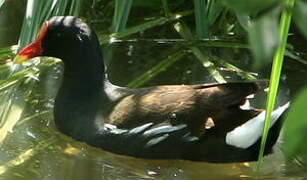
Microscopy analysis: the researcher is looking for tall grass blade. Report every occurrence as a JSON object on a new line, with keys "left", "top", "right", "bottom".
{"left": 38, "top": 0, "right": 56, "bottom": 26}
{"left": 256, "top": 0, "right": 295, "bottom": 172}
{"left": 161, "top": 0, "right": 170, "bottom": 16}
{"left": 174, "top": 22, "right": 226, "bottom": 83}
{"left": 206, "top": 0, "right": 223, "bottom": 26}
{"left": 127, "top": 51, "right": 186, "bottom": 88}
{"left": 55, "top": 0, "right": 69, "bottom": 15}
{"left": 69, "top": 0, "right": 82, "bottom": 16}
{"left": 210, "top": 55, "right": 257, "bottom": 80}
{"left": 18, "top": 0, "right": 41, "bottom": 50}
{"left": 194, "top": 0, "right": 209, "bottom": 38}
{"left": 18, "top": 0, "right": 83, "bottom": 50}
{"left": 101, "top": 11, "right": 192, "bottom": 43}
{"left": 105, "top": 0, "right": 133, "bottom": 69}
{"left": 194, "top": 0, "right": 223, "bottom": 39}
{"left": 111, "top": 0, "right": 133, "bottom": 33}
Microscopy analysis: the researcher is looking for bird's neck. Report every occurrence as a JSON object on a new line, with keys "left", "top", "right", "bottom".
{"left": 60, "top": 48, "right": 106, "bottom": 98}
{"left": 54, "top": 51, "right": 108, "bottom": 141}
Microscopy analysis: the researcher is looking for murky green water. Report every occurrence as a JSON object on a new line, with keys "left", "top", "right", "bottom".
{"left": 1, "top": 41, "right": 307, "bottom": 180}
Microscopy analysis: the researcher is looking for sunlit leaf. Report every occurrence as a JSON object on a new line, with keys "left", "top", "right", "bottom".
{"left": 283, "top": 87, "right": 307, "bottom": 158}
{"left": 0, "top": 0, "right": 4, "bottom": 8}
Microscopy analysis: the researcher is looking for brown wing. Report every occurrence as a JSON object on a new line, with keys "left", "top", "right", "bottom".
{"left": 106, "top": 81, "right": 266, "bottom": 136}
{"left": 107, "top": 88, "right": 199, "bottom": 128}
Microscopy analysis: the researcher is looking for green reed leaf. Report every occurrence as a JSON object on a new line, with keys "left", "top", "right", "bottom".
{"left": 256, "top": 0, "right": 295, "bottom": 171}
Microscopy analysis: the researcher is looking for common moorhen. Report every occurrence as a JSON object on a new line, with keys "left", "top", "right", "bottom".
{"left": 14, "top": 16, "right": 289, "bottom": 163}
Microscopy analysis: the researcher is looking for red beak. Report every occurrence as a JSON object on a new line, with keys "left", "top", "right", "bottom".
{"left": 14, "top": 22, "right": 49, "bottom": 63}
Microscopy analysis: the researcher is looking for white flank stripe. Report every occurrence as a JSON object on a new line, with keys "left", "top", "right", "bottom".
{"left": 225, "top": 102, "right": 290, "bottom": 149}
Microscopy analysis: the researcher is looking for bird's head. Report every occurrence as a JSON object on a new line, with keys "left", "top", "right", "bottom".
{"left": 14, "top": 16, "right": 97, "bottom": 64}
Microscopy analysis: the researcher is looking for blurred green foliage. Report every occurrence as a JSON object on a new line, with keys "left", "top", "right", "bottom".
{"left": 283, "top": 87, "right": 307, "bottom": 158}
{"left": 222, "top": 0, "right": 279, "bottom": 14}
{"left": 293, "top": 0, "right": 307, "bottom": 38}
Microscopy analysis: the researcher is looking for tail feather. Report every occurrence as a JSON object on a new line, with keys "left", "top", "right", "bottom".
{"left": 226, "top": 102, "right": 290, "bottom": 149}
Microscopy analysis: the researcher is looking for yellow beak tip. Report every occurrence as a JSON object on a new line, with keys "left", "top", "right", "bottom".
{"left": 13, "top": 55, "right": 29, "bottom": 64}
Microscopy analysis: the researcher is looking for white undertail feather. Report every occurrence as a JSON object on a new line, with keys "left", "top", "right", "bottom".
{"left": 239, "top": 99, "right": 251, "bottom": 110}
{"left": 225, "top": 102, "right": 290, "bottom": 149}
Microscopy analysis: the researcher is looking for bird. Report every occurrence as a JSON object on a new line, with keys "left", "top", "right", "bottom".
{"left": 13, "top": 16, "right": 289, "bottom": 163}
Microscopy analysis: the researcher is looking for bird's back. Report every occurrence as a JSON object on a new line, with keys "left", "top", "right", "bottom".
{"left": 105, "top": 81, "right": 262, "bottom": 136}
